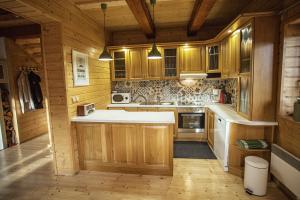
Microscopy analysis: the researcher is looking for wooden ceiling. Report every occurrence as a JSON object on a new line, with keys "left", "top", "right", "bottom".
{"left": 0, "top": 8, "right": 40, "bottom": 38}
{"left": 71, "top": 0, "right": 298, "bottom": 36}
{"left": 0, "top": 8, "right": 33, "bottom": 28}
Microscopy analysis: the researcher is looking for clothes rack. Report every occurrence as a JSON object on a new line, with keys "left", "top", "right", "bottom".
{"left": 18, "top": 66, "right": 39, "bottom": 72}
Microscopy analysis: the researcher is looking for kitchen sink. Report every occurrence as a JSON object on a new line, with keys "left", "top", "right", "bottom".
{"left": 140, "top": 101, "right": 175, "bottom": 105}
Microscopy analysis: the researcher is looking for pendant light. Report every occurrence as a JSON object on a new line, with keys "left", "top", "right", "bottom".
{"left": 148, "top": 0, "right": 162, "bottom": 60}
{"left": 99, "top": 3, "right": 113, "bottom": 61}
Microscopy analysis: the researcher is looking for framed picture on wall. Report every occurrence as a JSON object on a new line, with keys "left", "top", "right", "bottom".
{"left": 72, "top": 50, "right": 89, "bottom": 86}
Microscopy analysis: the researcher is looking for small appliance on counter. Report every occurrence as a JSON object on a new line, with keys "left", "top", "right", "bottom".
{"left": 111, "top": 92, "right": 131, "bottom": 104}
{"left": 212, "top": 89, "right": 221, "bottom": 103}
{"left": 77, "top": 103, "right": 95, "bottom": 116}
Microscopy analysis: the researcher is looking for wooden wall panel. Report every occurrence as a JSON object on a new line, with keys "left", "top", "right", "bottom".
{"left": 62, "top": 25, "right": 111, "bottom": 118}
{"left": 5, "top": 39, "right": 48, "bottom": 143}
{"left": 277, "top": 117, "right": 300, "bottom": 158}
{"left": 279, "top": 26, "right": 300, "bottom": 116}
{"left": 0, "top": 0, "right": 109, "bottom": 176}
{"left": 42, "top": 22, "right": 110, "bottom": 175}
{"left": 276, "top": 21, "right": 300, "bottom": 158}
{"left": 41, "top": 22, "right": 76, "bottom": 175}
{"left": 251, "top": 16, "right": 279, "bottom": 121}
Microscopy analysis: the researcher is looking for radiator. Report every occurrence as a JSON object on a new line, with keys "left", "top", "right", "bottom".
{"left": 271, "top": 144, "right": 300, "bottom": 198}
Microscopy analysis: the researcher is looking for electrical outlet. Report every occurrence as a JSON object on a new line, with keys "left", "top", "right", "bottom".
{"left": 71, "top": 96, "right": 77, "bottom": 103}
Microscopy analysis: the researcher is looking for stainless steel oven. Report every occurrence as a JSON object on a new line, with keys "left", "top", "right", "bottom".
{"left": 178, "top": 108, "right": 205, "bottom": 133}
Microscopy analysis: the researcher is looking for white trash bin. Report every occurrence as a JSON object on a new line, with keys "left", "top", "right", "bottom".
{"left": 244, "top": 156, "right": 269, "bottom": 196}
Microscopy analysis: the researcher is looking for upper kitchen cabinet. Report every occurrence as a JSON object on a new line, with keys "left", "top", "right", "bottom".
{"left": 180, "top": 45, "right": 206, "bottom": 73}
{"left": 206, "top": 44, "right": 221, "bottom": 73}
{"left": 111, "top": 50, "right": 128, "bottom": 81}
{"left": 128, "top": 48, "right": 146, "bottom": 80}
{"left": 240, "top": 24, "right": 252, "bottom": 74}
{"left": 222, "top": 31, "right": 241, "bottom": 78}
{"left": 162, "top": 47, "right": 179, "bottom": 79}
{"left": 145, "top": 47, "right": 163, "bottom": 80}
{"left": 237, "top": 16, "right": 279, "bottom": 121}
{"left": 220, "top": 38, "right": 230, "bottom": 77}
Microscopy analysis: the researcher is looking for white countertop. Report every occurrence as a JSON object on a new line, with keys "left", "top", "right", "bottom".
{"left": 207, "top": 104, "right": 278, "bottom": 126}
{"left": 107, "top": 103, "right": 204, "bottom": 108}
{"left": 107, "top": 103, "right": 277, "bottom": 126}
{"left": 71, "top": 110, "right": 175, "bottom": 124}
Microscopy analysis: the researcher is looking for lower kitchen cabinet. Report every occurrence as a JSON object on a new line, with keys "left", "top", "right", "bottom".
{"left": 75, "top": 123, "right": 174, "bottom": 175}
{"left": 228, "top": 123, "right": 274, "bottom": 177}
{"left": 108, "top": 107, "right": 178, "bottom": 137}
{"left": 137, "top": 107, "right": 158, "bottom": 112}
{"left": 207, "top": 109, "right": 214, "bottom": 148}
{"left": 158, "top": 108, "right": 178, "bottom": 137}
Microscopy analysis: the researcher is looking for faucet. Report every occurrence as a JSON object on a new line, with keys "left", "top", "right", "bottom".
{"left": 132, "top": 94, "right": 147, "bottom": 103}
{"left": 156, "top": 96, "right": 161, "bottom": 103}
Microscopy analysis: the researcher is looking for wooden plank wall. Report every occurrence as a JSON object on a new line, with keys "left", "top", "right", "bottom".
{"left": 5, "top": 39, "right": 48, "bottom": 143}
{"left": 41, "top": 22, "right": 74, "bottom": 175}
{"left": 276, "top": 4, "right": 300, "bottom": 158}
{"left": 62, "top": 25, "right": 111, "bottom": 118}
{"left": 280, "top": 25, "right": 300, "bottom": 115}
{"left": 0, "top": 0, "right": 110, "bottom": 175}
{"left": 276, "top": 24, "right": 300, "bottom": 158}
{"left": 41, "top": 23, "right": 110, "bottom": 175}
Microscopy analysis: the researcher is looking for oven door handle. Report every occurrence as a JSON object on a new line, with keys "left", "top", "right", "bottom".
{"left": 180, "top": 114, "right": 204, "bottom": 117}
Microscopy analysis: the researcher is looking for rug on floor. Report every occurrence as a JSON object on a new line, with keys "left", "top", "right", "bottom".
{"left": 174, "top": 141, "right": 217, "bottom": 159}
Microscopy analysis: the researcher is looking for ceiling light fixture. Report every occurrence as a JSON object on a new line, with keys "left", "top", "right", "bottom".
{"left": 99, "top": 3, "right": 113, "bottom": 61}
{"left": 148, "top": 0, "right": 162, "bottom": 60}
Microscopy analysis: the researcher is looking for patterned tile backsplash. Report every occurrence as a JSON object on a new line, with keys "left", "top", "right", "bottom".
{"left": 112, "top": 79, "right": 237, "bottom": 107}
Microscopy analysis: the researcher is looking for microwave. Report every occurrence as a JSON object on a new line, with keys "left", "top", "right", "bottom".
{"left": 111, "top": 93, "right": 131, "bottom": 104}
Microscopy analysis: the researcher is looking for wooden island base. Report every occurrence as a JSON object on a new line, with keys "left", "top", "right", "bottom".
{"left": 74, "top": 123, "right": 174, "bottom": 176}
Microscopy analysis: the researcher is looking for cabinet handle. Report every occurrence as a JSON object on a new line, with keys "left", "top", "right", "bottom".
{"left": 218, "top": 118, "right": 222, "bottom": 123}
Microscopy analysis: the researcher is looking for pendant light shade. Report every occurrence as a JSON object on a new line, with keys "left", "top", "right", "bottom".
{"left": 98, "top": 3, "right": 112, "bottom": 61}
{"left": 99, "top": 46, "right": 112, "bottom": 61}
{"left": 148, "top": 0, "right": 162, "bottom": 60}
{"left": 148, "top": 43, "right": 161, "bottom": 59}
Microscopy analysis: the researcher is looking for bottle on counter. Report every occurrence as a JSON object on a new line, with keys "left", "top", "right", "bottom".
{"left": 219, "top": 85, "right": 226, "bottom": 104}
{"left": 293, "top": 97, "right": 300, "bottom": 122}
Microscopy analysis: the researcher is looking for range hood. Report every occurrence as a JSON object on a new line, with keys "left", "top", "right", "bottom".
{"left": 180, "top": 72, "right": 222, "bottom": 79}
{"left": 179, "top": 73, "right": 207, "bottom": 79}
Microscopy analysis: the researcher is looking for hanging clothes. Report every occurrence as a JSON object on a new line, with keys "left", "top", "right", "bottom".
{"left": 17, "top": 71, "right": 35, "bottom": 113}
{"left": 1, "top": 89, "right": 17, "bottom": 147}
{"left": 28, "top": 71, "right": 43, "bottom": 109}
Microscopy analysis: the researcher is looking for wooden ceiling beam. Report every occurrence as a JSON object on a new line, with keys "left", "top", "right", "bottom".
{"left": 187, "top": 0, "right": 216, "bottom": 36}
{"left": 125, "top": 0, "right": 155, "bottom": 38}
{"left": 75, "top": 0, "right": 126, "bottom": 9}
{"left": 0, "top": 24, "right": 41, "bottom": 38}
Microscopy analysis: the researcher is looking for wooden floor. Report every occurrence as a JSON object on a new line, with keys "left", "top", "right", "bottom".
{"left": 0, "top": 134, "right": 288, "bottom": 200}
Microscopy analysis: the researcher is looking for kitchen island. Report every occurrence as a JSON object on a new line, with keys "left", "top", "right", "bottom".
{"left": 72, "top": 110, "right": 175, "bottom": 176}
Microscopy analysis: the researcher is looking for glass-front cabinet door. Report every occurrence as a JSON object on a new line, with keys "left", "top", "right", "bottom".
{"left": 206, "top": 44, "right": 220, "bottom": 73}
{"left": 112, "top": 50, "right": 127, "bottom": 80}
{"left": 163, "top": 47, "right": 178, "bottom": 79}
{"left": 238, "top": 75, "right": 251, "bottom": 118}
{"left": 240, "top": 24, "right": 252, "bottom": 74}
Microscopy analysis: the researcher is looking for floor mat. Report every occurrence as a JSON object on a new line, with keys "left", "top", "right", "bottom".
{"left": 174, "top": 141, "right": 217, "bottom": 159}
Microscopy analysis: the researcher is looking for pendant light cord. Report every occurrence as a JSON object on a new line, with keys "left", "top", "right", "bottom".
{"left": 151, "top": 0, "right": 156, "bottom": 42}
{"left": 101, "top": 4, "right": 107, "bottom": 46}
